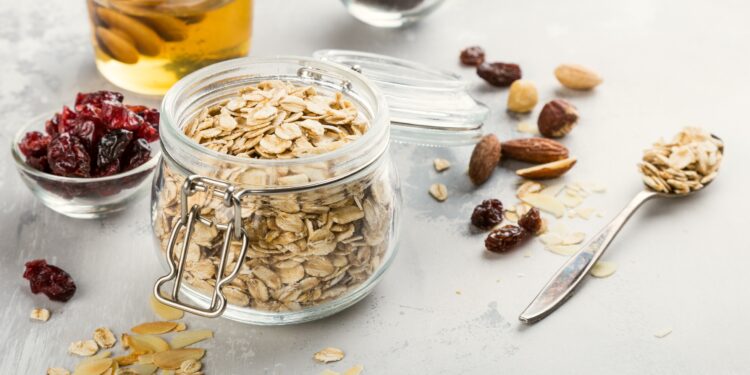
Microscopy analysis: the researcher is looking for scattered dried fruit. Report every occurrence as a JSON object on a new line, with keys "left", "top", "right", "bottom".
{"left": 30, "top": 307, "right": 51, "bottom": 322}
{"left": 518, "top": 207, "right": 542, "bottom": 234}
{"left": 433, "top": 158, "right": 451, "bottom": 172}
{"left": 93, "top": 327, "right": 117, "bottom": 349}
{"left": 554, "top": 64, "right": 603, "bottom": 90}
{"left": 485, "top": 225, "right": 528, "bottom": 252}
{"left": 313, "top": 347, "right": 345, "bottom": 363}
{"left": 477, "top": 62, "right": 522, "bottom": 87}
{"left": 590, "top": 261, "right": 617, "bottom": 278}
{"left": 460, "top": 46, "right": 485, "bottom": 66}
{"left": 516, "top": 157, "right": 577, "bottom": 179}
{"left": 470, "top": 199, "right": 504, "bottom": 230}
{"left": 501, "top": 138, "right": 569, "bottom": 164}
{"left": 69, "top": 340, "right": 99, "bottom": 357}
{"left": 506, "top": 80, "right": 538, "bottom": 113}
{"left": 23, "top": 259, "right": 77, "bottom": 302}
{"left": 429, "top": 183, "right": 448, "bottom": 201}
{"left": 468, "top": 134, "right": 502, "bottom": 185}
{"left": 537, "top": 99, "right": 578, "bottom": 138}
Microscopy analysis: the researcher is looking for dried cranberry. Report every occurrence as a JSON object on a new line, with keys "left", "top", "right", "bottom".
{"left": 485, "top": 225, "right": 528, "bottom": 253}
{"left": 47, "top": 133, "right": 91, "bottom": 177}
{"left": 124, "top": 138, "right": 152, "bottom": 170}
{"left": 518, "top": 207, "right": 542, "bottom": 234}
{"left": 460, "top": 46, "right": 485, "bottom": 66}
{"left": 26, "top": 155, "right": 49, "bottom": 172}
{"left": 97, "top": 129, "right": 133, "bottom": 168}
{"left": 104, "top": 104, "right": 144, "bottom": 131}
{"left": 45, "top": 113, "right": 60, "bottom": 136}
{"left": 137, "top": 125, "right": 159, "bottom": 142}
{"left": 477, "top": 62, "right": 522, "bottom": 87}
{"left": 58, "top": 106, "right": 80, "bottom": 133}
{"left": 19, "top": 131, "right": 51, "bottom": 158}
{"left": 75, "top": 90, "right": 123, "bottom": 106}
{"left": 471, "top": 199, "right": 504, "bottom": 229}
{"left": 23, "top": 259, "right": 77, "bottom": 302}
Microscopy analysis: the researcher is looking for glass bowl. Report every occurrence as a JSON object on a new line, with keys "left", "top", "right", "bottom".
{"left": 340, "top": 0, "right": 446, "bottom": 28}
{"left": 11, "top": 112, "right": 161, "bottom": 219}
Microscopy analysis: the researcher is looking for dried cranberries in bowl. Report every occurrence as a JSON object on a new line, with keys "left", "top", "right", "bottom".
{"left": 15, "top": 91, "right": 160, "bottom": 200}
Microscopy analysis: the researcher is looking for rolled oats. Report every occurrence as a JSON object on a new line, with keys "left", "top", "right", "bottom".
{"left": 69, "top": 340, "right": 99, "bottom": 357}
{"left": 93, "top": 327, "right": 117, "bottom": 349}
{"left": 429, "top": 183, "right": 448, "bottom": 202}
{"left": 30, "top": 307, "right": 50, "bottom": 322}
{"left": 638, "top": 127, "right": 723, "bottom": 194}
{"left": 153, "top": 81, "right": 393, "bottom": 313}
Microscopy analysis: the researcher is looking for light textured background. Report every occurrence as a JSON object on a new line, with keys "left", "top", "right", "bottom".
{"left": 2, "top": 0, "right": 750, "bottom": 373}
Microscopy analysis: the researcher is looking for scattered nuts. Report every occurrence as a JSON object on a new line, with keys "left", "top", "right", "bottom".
{"left": 554, "top": 64, "right": 603, "bottom": 90}
{"left": 314, "top": 347, "right": 345, "bottom": 363}
{"left": 518, "top": 193, "right": 566, "bottom": 218}
{"left": 93, "top": 327, "right": 117, "bottom": 349}
{"left": 468, "top": 134, "right": 502, "bottom": 185}
{"left": 477, "top": 62, "right": 522, "bottom": 87}
{"left": 46, "top": 368, "right": 70, "bottom": 375}
{"left": 433, "top": 158, "right": 451, "bottom": 172}
{"left": 30, "top": 307, "right": 50, "bottom": 322}
{"left": 516, "top": 157, "right": 577, "bottom": 180}
{"left": 654, "top": 328, "right": 673, "bottom": 338}
{"left": 506, "top": 80, "right": 538, "bottom": 113}
{"left": 68, "top": 340, "right": 99, "bottom": 357}
{"left": 538, "top": 99, "right": 579, "bottom": 138}
{"left": 429, "top": 183, "right": 448, "bottom": 201}
{"left": 501, "top": 138, "right": 569, "bottom": 164}
{"left": 590, "top": 261, "right": 617, "bottom": 278}
{"left": 460, "top": 46, "right": 485, "bottom": 66}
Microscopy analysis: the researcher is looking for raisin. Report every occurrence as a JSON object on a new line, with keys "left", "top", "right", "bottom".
{"left": 124, "top": 138, "right": 152, "bottom": 170}
{"left": 19, "top": 131, "right": 51, "bottom": 158}
{"left": 460, "top": 46, "right": 485, "bottom": 66}
{"left": 23, "top": 259, "right": 77, "bottom": 302}
{"left": 26, "top": 155, "right": 49, "bottom": 172}
{"left": 75, "top": 90, "right": 124, "bottom": 106}
{"left": 70, "top": 120, "right": 98, "bottom": 153}
{"left": 477, "top": 62, "right": 522, "bottom": 87}
{"left": 471, "top": 199, "right": 504, "bottom": 229}
{"left": 97, "top": 129, "right": 133, "bottom": 168}
{"left": 485, "top": 225, "right": 528, "bottom": 253}
{"left": 518, "top": 207, "right": 542, "bottom": 234}
{"left": 47, "top": 133, "right": 91, "bottom": 177}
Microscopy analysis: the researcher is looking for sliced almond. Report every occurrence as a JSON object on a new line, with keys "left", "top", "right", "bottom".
{"left": 178, "top": 359, "right": 201, "bottom": 373}
{"left": 136, "top": 354, "right": 155, "bottom": 364}
{"left": 575, "top": 207, "right": 596, "bottom": 220}
{"left": 540, "top": 183, "right": 565, "bottom": 197}
{"left": 539, "top": 233, "right": 563, "bottom": 246}
{"left": 433, "top": 158, "right": 451, "bottom": 172}
{"left": 654, "top": 328, "right": 673, "bottom": 338}
{"left": 558, "top": 191, "right": 583, "bottom": 208}
{"left": 149, "top": 294, "right": 184, "bottom": 321}
{"left": 47, "top": 368, "right": 70, "bottom": 375}
{"left": 519, "top": 193, "right": 566, "bottom": 218}
{"left": 131, "top": 321, "right": 179, "bottom": 335}
{"left": 69, "top": 340, "right": 99, "bottom": 357}
{"left": 320, "top": 370, "right": 340, "bottom": 375}
{"left": 114, "top": 353, "right": 140, "bottom": 367}
{"left": 562, "top": 232, "right": 586, "bottom": 245}
{"left": 169, "top": 329, "right": 213, "bottom": 349}
{"left": 429, "top": 183, "right": 448, "bottom": 202}
{"left": 152, "top": 349, "right": 205, "bottom": 370}
{"left": 120, "top": 363, "right": 157, "bottom": 375}
{"left": 343, "top": 365, "right": 364, "bottom": 375}
{"left": 93, "top": 327, "right": 117, "bottom": 349}
{"left": 313, "top": 347, "right": 345, "bottom": 363}
{"left": 31, "top": 308, "right": 50, "bottom": 322}
{"left": 516, "top": 158, "right": 577, "bottom": 179}
{"left": 124, "top": 334, "right": 170, "bottom": 354}
{"left": 71, "top": 358, "right": 112, "bottom": 375}
{"left": 174, "top": 322, "right": 187, "bottom": 332}
{"left": 516, "top": 181, "right": 543, "bottom": 197}
{"left": 590, "top": 261, "right": 617, "bottom": 278}
{"left": 545, "top": 244, "right": 580, "bottom": 256}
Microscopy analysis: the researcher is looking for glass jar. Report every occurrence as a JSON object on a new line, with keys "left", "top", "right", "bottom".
{"left": 87, "top": 0, "right": 253, "bottom": 95}
{"left": 340, "top": 0, "right": 446, "bottom": 28}
{"left": 151, "top": 57, "right": 400, "bottom": 325}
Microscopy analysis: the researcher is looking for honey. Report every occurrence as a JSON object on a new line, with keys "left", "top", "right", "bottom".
{"left": 87, "top": 0, "right": 252, "bottom": 95}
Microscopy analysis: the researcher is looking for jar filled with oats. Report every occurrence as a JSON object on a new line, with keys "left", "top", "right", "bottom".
{"left": 152, "top": 53, "right": 487, "bottom": 324}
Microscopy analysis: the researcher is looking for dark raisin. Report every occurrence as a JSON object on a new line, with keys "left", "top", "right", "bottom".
{"left": 94, "top": 159, "right": 121, "bottom": 177}
{"left": 485, "top": 225, "right": 528, "bottom": 252}
{"left": 75, "top": 90, "right": 124, "bottom": 106}
{"left": 97, "top": 129, "right": 133, "bottom": 168}
{"left": 124, "top": 138, "right": 152, "bottom": 170}
{"left": 518, "top": 207, "right": 542, "bottom": 234}
{"left": 477, "top": 62, "right": 522, "bottom": 87}
{"left": 471, "top": 199, "right": 504, "bottom": 229}
{"left": 23, "top": 259, "right": 77, "bottom": 302}
{"left": 26, "top": 155, "right": 49, "bottom": 172}
{"left": 19, "top": 131, "right": 51, "bottom": 158}
{"left": 47, "top": 133, "right": 91, "bottom": 177}
{"left": 460, "top": 46, "right": 485, "bottom": 66}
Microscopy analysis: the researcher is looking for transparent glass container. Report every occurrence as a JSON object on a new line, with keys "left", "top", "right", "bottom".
{"left": 340, "top": 0, "right": 446, "bottom": 28}
{"left": 151, "top": 57, "right": 401, "bottom": 324}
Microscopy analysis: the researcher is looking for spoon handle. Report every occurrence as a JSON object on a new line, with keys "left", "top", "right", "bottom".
{"left": 519, "top": 190, "right": 659, "bottom": 324}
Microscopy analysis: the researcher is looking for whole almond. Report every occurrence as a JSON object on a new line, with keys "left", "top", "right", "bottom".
{"left": 468, "top": 134, "right": 502, "bottom": 185}
{"left": 96, "top": 7, "right": 163, "bottom": 56}
{"left": 516, "top": 157, "right": 577, "bottom": 179}
{"left": 554, "top": 64, "right": 602, "bottom": 90}
{"left": 538, "top": 99, "right": 578, "bottom": 138}
{"left": 501, "top": 138, "right": 569, "bottom": 164}
{"left": 95, "top": 26, "right": 139, "bottom": 64}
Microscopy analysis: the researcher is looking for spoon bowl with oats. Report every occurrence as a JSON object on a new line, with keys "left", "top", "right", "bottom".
{"left": 519, "top": 128, "right": 723, "bottom": 324}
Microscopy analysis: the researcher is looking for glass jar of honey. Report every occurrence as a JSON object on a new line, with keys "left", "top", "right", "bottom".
{"left": 86, "top": 0, "right": 253, "bottom": 95}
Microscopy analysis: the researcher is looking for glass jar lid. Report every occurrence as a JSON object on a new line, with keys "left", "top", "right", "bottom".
{"left": 313, "top": 49, "right": 488, "bottom": 146}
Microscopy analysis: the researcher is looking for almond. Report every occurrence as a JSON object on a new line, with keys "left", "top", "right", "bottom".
{"left": 468, "top": 134, "right": 502, "bottom": 185}
{"left": 501, "top": 138, "right": 569, "bottom": 164}
{"left": 516, "top": 157, "right": 577, "bottom": 179}
{"left": 554, "top": 64, "right": 603, "bottom": 90}
{"left": 96, "top": 7, "right": 163, "bottom": 56}
{"left": 537, "top": 100, "right": 578, "bottom": 138}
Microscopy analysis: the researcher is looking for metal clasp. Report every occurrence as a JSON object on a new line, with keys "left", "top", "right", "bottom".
{"left": 153, "top": 175, "right": 249, "bottom": 318}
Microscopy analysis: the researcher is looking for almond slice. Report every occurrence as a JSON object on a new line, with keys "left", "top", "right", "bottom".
{"left": 113, "top": 352, "right": 139, "bottom": 367}
{"left": 123, "top": 363, "right": 158, "bottom": 375}
{"left": 93, "top": 328, "right": 116, "bottom": 349}
{"left": 131, "top": 322, "right": 178, "bottom": 335}
{"left": 590, "top": 261, "right": 617, "bottom": 278}
{"left": 174, "top": 323, "right": 187, "bottom": 332}
{"left": 545, "top": 244, "right": 580, "bottom": 256}
{"left": 149, "top": 294, "right": 184, "bottom": 321}
{"left": 152, "top": 349, "right": 205, "bottom": 370}
{"left": 124, "top": 334, "right": 170, "bottom": 354}
{"left": 313, "top": 347, "right": 345, "bottom": 363}
{"left": 69, "top": 340, "right": 99, "bottom": 357}
{"left": 343, "top": 365, "right": 364, "bottom": 375}
{"left": 519, "top": 193, "right": 565, "bottom": 218}
{"left": 654, "top": 328, "right": 673, "bottom": 338}
{"left": 169, "top": 329, "right": 213, "bottom": 349}
{"left": 136, "top": 354, "right": 155, "bottom": 364}
{"left": 31, "top": 308, "right": 50, "bottom": 322}
{"left": 516, "top": 157, "right": 577, "bottom": 179}
{"left": 562, "top": 232, "right": 586, "bottom": 245}
{"left": 71, "top": 358, "right": 112, "bottom": 375}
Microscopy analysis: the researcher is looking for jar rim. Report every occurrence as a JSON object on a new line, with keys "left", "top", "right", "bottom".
{"left": 160, "top": 56, "right": 390, "bottom": 171}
